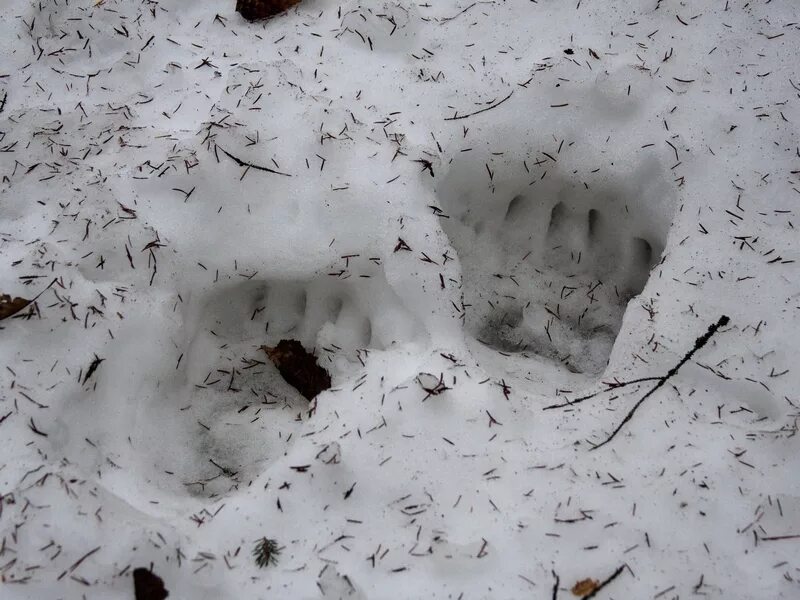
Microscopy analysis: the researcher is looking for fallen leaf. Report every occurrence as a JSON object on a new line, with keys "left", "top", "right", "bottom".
{"left": 0, "top": 294, "right": 31, "bottom": 321}
{"left": 133, "top": 567, "right": 169, "bottom": 600}
{"left": 571, "top": 578, "right": 600, "bottom": 597}
{"left": 261, "top": 339, "right": 331, "bottom": 400}
{"left": 236, "top": 0, "right": 301, "bottom": 21}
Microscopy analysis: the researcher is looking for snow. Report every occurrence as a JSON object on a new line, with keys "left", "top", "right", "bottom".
{"left": 0, "top": 0, "right": 798, "bottom": 598}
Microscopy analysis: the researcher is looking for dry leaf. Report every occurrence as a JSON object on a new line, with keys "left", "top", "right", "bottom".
{"left": 0, "top": 294, "right": 32, "bottom": 321}
{"left": 236, "top": 0, "right": 301, "bottom": 21}
{"left": 133, "top": 567, "right": 169, "bottom": 600}
{"left": 571, "top": 578, "right": 600, "bottom": 597}
{"left": 261, "top": 339, "right": 331, "bottom": 400}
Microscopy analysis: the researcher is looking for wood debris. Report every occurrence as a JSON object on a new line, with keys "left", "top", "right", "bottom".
{"left": 261, "top": 339, "right": 331, "bottom": 400}
{"left": 236, "top": 0, "right": 301, "bottom": 21}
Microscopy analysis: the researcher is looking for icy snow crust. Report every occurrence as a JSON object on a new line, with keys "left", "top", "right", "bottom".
{"left": 0, "top": 1, "right": 799, "bottom": 598}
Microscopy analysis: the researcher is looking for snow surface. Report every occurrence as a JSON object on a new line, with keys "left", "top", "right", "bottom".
{"left": 1, "top": 0, "right": 799, "bottom": 598}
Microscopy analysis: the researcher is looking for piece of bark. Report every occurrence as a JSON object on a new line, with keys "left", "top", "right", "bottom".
{"left": 0, "top": 294, "right": 31, "bottom": 321}
{"left": 133, "top": 568, "right": 169, "bottom": 600}
{"left": 236, "top": 0, "right": 301, "bottom": 21}
{"left": 261, "top": 339, "right": 331, "bottom": 400}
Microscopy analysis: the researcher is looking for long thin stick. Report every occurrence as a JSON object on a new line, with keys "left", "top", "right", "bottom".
{"left": 590, "top": 315, "right": 729, "bottom": 450}
{"left": 444, "top": 91, "right": 514, "bottom": 121}
{"left": 583, "top": 564, "right": 627, "bottom": 599}
{"left": 543, "top": 376, "right": 661, "bottom": 410}
{"left": 217, "top": 145, "right": 292, "bottom": 177}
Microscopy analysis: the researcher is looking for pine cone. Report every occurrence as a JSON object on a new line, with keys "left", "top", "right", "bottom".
{"left": 236, "top": 0, "right": 301, "bottom": 21}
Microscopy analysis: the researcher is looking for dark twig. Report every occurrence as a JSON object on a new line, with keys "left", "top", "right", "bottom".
{"left": 583, "top": 564, "right": 627, "bottom": 599}
{"left": 217, "top": 145, "right": 292, "bottom": 177}
{"left": 445, "top": 91, "right": 514, "bottom": 121}
{"left": 552, "top": 570, "right": 560, "bottom": 599}
{"left": 590, "top": 316, "right": 730, "bottom": 450}
{"left": 758, "top": 533, "right": 800, "bottom": 541}
{"left": 438, "top": 2, "right": 484, "bottom": 24}
{"left": 543, "top": 376, "right": 660, "bottom": 410}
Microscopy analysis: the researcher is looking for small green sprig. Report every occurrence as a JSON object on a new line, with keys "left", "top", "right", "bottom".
{"left": 253, "top": 537, "right": 281, "bottom": 568}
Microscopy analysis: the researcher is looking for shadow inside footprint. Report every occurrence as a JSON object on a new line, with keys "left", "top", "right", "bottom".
{"left": 437, "top": 150, "right": 675, "bottom": 378}
{"left": 53, "top": 262, "right": 427, "bottom": 505}
{"left": 166, "top": 264, "right": 425, "bottom": 498}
